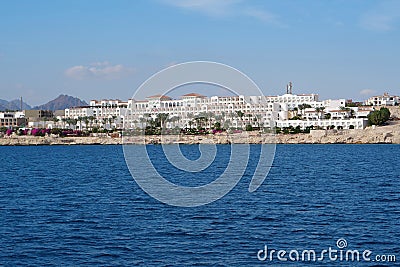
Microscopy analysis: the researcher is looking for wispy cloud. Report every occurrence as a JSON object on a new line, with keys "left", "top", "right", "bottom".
{"left": 360, "top": 14, "right": 398, "bottom": 31}
{"left": 359, "top": 1, "right": 400, "bottom": 31}
{"left": 359, "top": 89, "right": 376, "bottom": 96}
{"left": 163, "top": 0, "right": 239, "bottom": 16}
{"left": 65, "top": 61, "right": 134, "bottom": 80}
{"left": 243, "top": 7, "right": 285, "bottom": 26}
{"left": 163, "top": 0, "right": 284, "bottom": 26}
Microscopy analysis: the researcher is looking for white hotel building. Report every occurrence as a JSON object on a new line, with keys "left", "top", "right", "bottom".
{"left": 64, "top": 90, "right": 370, "bottom": 130}
{"left": 65, "top": 99, "right": 128, "bottom": 129}
{"left": 364, "top": 93, "right": 399, "bottom": 106}
{"left": 125, "top": 93, "right": 288, "bottom": 129}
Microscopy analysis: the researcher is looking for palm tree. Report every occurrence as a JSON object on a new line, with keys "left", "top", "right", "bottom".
{"left": 41, "top": 116, "right": 48, "bottom": 129}
{"left": 157, "top": 113, "right": 169, "bottom": 129}
{"left": 83, "top": 117, "right": 89, "bottom": 130}
{"left": 169, "top": 116, "right": 180, "bottom": 128}
{"left": 298, "top": 103, "right": 311, "bottom": 116}
{"left": 214, "top": 114, "right": 223, "bottom": 129}
{"left": 108, "top": 117, "right": 113, "bottom": 129}
{"left": 194, "top": 116, "right": 203, "bottom": 129}
{"left": 52, "top": 117, "right": 59, "bottom": 128}
{"left": 206, "top": 112, "right": 214, "bottom": 129}
{"left": 350, "top": 109, "right": 355, "bottom": 118}
{"left": 298, "top": 104, "right": 305, "bottom": 116}
{"left": 220, "top": 111, "right": 226, "bottom": 125}
{"left": 143, "top": 113, "right": 151, "bottom": 127}
{"left": 102, "top": 118, "right": 108, "bottom": 129}
{"left": 112, "top": 115, "right": 117, "bottom": 129}
{"left": 254, "top": 114, "right": 262, "bottom": 128}
{"left": 69, "top": 118, "right": 77, "bottom": 130}
{"left": 186, "top": 113, "right": 193, "bottom": 128}
{"left": 61, "top": 118, "right": 67, "bottom": 129}
{"left": 195, "top": 112, "right": 207, "bottom": 129}
{"left": 139, "top": 117, "right": 146, "bottom": 129}
{"left": 339, "top": 106, "right": 351, "bottom": 118}
{"left": 132, "top": 119, "right": 138, "bottom": 129}
{"left": 175, "top": 116, "right": 181, "bottom": 128}
{"left": 77, "top": 116, "right": 83, "bottom": 130}
{"left": 315, "top": 107, "right": 321, "bottom": 120}
{"left": 88, "top": 116, "right": 95, "bottom": 130}
{"left": 235, "top": 110, "right": 244, "bottom": 129}
{"left": 246, "top": 113, "right": 253, "bottom": 126}
{"left": 320, "top": 107, "right": 325, "bottom": 119}
{"left": 223, "top": 119, "right": 231, "bottom": 130}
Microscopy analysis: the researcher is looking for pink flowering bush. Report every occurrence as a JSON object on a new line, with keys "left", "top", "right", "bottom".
{"left": 31, "top": 128, "right": 42, "bottom": 136}
{"left": 212, "top": 129, "right": 224, "bottom": 134}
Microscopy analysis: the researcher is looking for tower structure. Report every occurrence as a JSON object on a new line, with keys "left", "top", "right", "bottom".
{"left": 286, "top": 82, "right": 293, "bottom": 94}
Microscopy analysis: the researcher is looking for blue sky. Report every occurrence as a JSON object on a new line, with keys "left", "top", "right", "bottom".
{"left": 0, "top": 0, "right": 399, "bottom": 105}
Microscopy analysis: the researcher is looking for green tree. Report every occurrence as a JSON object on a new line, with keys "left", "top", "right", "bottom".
{"left": 380, "top": 107, "right": 390, "bottom": 121}
{"left": 368, "top": 107, "right": 391, "bottom": 126}
{"left": 214, "top": 121, "right": 221, "bottom": 130}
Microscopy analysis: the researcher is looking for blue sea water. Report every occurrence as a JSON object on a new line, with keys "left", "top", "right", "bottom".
{"left": 0, "top": 144, "right": 399, "bottom": 266}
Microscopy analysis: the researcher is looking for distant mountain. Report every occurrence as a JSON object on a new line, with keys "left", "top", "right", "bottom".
{"left": 0, "top": 98, "right": 32, "bottom": 111}
{"left": 33, "top": 94, "right": 88, "bottom": 110}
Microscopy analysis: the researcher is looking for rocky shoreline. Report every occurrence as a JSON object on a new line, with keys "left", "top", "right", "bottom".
{"left": 1, "top": 122, "right": 399, "bottom": 145}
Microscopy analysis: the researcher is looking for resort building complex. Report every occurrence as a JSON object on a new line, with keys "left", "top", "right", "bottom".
{"left": 62, "top": 84, "right": 379, "bottom": 130}
{"left": 2, "top": 84, "right": 396, "bottom": 131}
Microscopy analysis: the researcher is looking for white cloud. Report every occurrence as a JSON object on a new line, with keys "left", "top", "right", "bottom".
{"left": 65, "top": 61, "right": 134, "bottom": 80}
{"left": 359, "top": 1, "right": 400, "bottom": 31}
{"left": 163, "top": 0, "right": 283, "bottom": 25}
{"left": 243, "top": 7, "right": 285, "bottom": 27}
{"left": 360, "top": 14, "right": 397, "bottom": 31}
{"left": 164, "top": 0, "right": 239, "bottom": 16}
{"left": 359, "top": 89, "right": 376, "bottom": 96}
